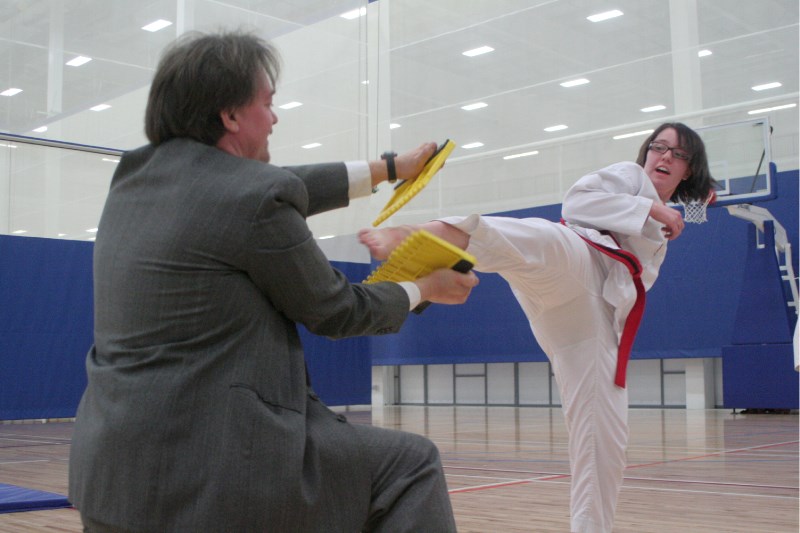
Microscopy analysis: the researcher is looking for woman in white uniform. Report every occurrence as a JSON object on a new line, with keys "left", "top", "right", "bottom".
{"left": 359, "top": 123, "right": 716, "bottom": 533}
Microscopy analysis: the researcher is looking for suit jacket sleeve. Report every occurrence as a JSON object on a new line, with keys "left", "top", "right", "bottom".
{"left": 283, "top": 162, "right": 350, "bottom": 217}
{"left": 238, "top": 168, "right": 408, "bottom": 338}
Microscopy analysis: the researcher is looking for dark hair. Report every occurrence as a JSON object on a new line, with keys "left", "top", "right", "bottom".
{"left": 636, "top": 122, "right": 717, "bottom": 203}
{"left": 145, "top": 31, "right": 281, "bottom": 146}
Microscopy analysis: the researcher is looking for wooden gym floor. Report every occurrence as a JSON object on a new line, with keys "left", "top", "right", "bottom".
{"left": 1, "top": 406, "right": 797, "bottom": 532}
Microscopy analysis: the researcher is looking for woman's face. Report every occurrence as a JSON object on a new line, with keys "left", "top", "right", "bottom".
{"left": 643, "top": 127, "right": 692, "bottom": 202}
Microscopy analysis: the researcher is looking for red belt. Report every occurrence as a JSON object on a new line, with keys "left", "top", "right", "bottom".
{"left": 561, "top": 221, "right": 645, "bottom": 388}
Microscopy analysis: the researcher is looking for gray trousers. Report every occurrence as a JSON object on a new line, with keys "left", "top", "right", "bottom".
{"left": 81, "top": 399, "right": 456, "bottom": 533}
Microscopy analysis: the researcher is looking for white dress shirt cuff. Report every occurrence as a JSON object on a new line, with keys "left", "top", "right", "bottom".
{"left": 398, "top": 281, "right": 422, "bottom": 311}
{"left": 345, "top": 160, "right": 372, "bottom": 199}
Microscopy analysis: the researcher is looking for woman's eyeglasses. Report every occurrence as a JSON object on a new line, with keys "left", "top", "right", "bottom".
{"left": 648, "top": 141, "right": 691, "bottom": 161}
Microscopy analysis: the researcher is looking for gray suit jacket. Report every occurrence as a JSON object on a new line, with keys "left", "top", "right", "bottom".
{"left": 68, "top": 138, "right": 409, "bottom": 531}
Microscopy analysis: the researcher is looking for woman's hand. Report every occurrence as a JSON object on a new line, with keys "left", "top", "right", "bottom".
{"left": 649, "top": 202, "right": 684, "bottom": 240}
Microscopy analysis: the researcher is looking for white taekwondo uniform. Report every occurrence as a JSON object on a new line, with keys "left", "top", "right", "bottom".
{"left": 437, "top": 161, "right": 668, "bottom": 533}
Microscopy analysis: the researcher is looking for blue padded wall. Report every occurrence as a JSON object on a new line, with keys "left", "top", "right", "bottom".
{"left": 301, "top": 260, "right": 373, "bottom": 406}
{"left": 0, "top": 241, "right": 373, "bottom": 419}
{"left": 1, "top": 171, "right": 797, "bottom": 417}
{"left": 0, "top": 235, "right": 93, "bottom": 419}
{"left": 371, "top": 170, "right": 799, "bottom": 365}
{"left": 722, "top": 219, "right": 798, "bottom": 408}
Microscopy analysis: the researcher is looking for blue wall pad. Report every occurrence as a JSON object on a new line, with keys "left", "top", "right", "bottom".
{"left": 0, "top": 483, "right": 71, "bottom": 514}
{"left": 371, "top": 169, "right": 798, "bottom": 365}
{"left": 0, "top": 170, "right": 797, "bottom": 417}
{"left": 301, "top": 260, "right": 372, "bottom": 406}
{"left": 0, "top": 236, "right": 93, "bottom": 419}
{"left": 722, "top": 344, "right": 799, "bottom": 409}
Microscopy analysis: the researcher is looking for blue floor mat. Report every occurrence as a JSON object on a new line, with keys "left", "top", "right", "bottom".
{"left": 0, "top": 483, "right": 71, "bottom": 513}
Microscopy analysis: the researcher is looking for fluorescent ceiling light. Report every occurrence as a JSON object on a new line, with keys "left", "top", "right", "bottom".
{"left": 340, "top": 7, "right": 366, "bottom": 19}
{"left": 90, "top": 104, "right": 111, "bottom": 111}
{"left": 1, "top": 88, "right": 22, "bottom": 96}
{"left": 587, "top": 10, "right": 623, "bottom": 22}
{"left": 87, "top": 237, "right": 96, "bottom": 241}
{"left": 66, "top": 56, "right": 92, "bottom": 67}
{"left": 302, "top": 143, "right": 321, "bottom": 149}
{"left": 102, "top": 158, "right": 120, "bottom": 163}
{"left": 462, "top": 142, "right": 484, "bottom": 149}
{"left": 748, "top": 103, "right": 797, "bottom": 115}
{"left": 12, "top": 230, "right": 27, "bottom": 234}
{"left": 462, "top": 46, "right": 494, "bottom": 57}
{"left": 361, "top": 80, "right": 369, "bottom": 85}
{"left": 389, "top": 123, "right": 401, "bottom": 129}
{"left": 142, "top": 19, "right": 172, "bottom": 32}
{"left": 751, "top": 82, "right": 782, "bottom": 91}
{"left": 698, "top": 49, "right": 712, "bottom": 57}
{"left": 640, "top": 105, "right": 666, "bottom": 113}
{"left": 58, "top": 233, "right": 66, "bottom": 237}
{"left": 503, "top": 150, "right": 539, "bottom": 160}
{"left": 544, "top": 124, "right": 568, "bottom": 132}
{"left": 87, "top": 228, "right": 99, "bottom": 233}
{"left": 461, "top": 102, "right": 488, "bottom": 111}
{"left": 279, "top": 101, "right": 303, "bottom": 109}
{"left": 317, "top": 235, "right": 335, "bottom": 240}
{"left": 0, "top": 143, "right": 17, "bottom": 148}
{"left": 33, "top": 126, "right": 48, "bottom": 133}
{"left": 560, "top": 78, "right": 590, "bottom": 88}
{"left": 613, "top": 129, "right": 653, "bottom": 140}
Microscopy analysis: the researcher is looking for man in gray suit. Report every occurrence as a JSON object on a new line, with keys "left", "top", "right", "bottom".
{"left": 68, "top": 31, "right": 478, "bottom": 532}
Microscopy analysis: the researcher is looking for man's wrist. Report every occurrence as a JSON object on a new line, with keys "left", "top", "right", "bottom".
{"left": 381, "top": 151, "right": 398, "bottom": 183}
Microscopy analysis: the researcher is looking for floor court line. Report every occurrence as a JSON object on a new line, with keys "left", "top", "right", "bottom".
{"left": 446, "top": 464, "right": 797, "bottom": 492}
{"left": 448, "top": 474, "right": 798, "bottom": 500}
{"left": 0, "top": 459, "right": 49, "bottom": 466}
{"left": 445, "top": 440, "right": 799, "bottom": 496}
{"left": 627, "top": 439, "right": 800, "bottom": 471}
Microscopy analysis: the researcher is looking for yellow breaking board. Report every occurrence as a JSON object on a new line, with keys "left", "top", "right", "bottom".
{"left": 372, "top": 139, "right": 456, "bottom": 227}
{"left": 364, "top": 229, "right": 476, "bottom": 313}
{"left": 364, "top": 229, "right": 475, "bottom": 283}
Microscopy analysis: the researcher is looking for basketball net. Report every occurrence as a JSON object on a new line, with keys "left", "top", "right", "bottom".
{"left": 681, "top": 191, "right": 716, "bottom": 224}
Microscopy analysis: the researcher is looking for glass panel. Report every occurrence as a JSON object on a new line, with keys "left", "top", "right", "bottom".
{"left": 399, "top": 364, "right": 425, "bottom": 403}
{"left": 455, "top": 375, "right": 485, "bottom": 404}
{"left": 518, "top": 361, "right": 551, "bottom": 405}
{"left": 487, "top": 363, "right": 515, "bottom": 404}
{"left": 0, "top": 137, "right": 120, "bottom": 239}
{"left": 427, "top": 364, "right": 454, "bottom": 404}
{"left": 628, "top": 359, "right": 663, "bottom": 405}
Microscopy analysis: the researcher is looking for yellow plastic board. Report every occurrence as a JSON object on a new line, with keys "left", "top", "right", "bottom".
{"left": 364, "top": 229, "right": 475, "bottom": 284}
{"left": 372, "top": 139, "right": 456, "bottom": 227}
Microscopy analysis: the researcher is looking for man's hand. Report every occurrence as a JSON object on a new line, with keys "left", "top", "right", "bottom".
{"left": 369, "top": 142, "right": 437, "bottom": 188}
{"left": 649, "top": 202, "right": 684, "bottom": 240}
{"left": 413, "top": 268, "right": 479, "bottom": 305}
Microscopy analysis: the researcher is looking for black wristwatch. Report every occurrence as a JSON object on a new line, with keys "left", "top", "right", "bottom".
{"left": 381, "top": 151, "right": 398, "bottom": 183}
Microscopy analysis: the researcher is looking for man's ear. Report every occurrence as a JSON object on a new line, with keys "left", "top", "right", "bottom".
{"left": 220, "top": 109, "right": 239, "bottom": 133}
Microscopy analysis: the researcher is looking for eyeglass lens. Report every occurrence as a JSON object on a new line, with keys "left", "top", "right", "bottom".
{"left": 649, "top": 142, "right": 690, "bottom": 161}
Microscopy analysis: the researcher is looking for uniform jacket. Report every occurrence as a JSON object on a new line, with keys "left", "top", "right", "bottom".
{"left": 562, "top": 161, "right": 668, "bottom": 333}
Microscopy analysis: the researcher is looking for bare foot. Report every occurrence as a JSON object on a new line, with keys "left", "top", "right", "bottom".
{"left": 357, "top": 225, "right": 414, "bottom": 260}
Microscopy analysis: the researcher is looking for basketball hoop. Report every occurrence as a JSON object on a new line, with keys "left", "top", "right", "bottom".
{"left": 681, "top": 190, "right": 716, "bottom": 224}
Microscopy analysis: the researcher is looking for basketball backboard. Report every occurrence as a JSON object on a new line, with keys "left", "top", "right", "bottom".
{"left": 695, "top": 117, "right": 776, "bottom": 208}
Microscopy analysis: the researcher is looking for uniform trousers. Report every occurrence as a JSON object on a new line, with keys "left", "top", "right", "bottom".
{"left": 439, "top": 215, "right": 629, "bottom": 533}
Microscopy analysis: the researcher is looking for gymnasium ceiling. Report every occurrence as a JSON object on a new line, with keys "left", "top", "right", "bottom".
{"left": 0, "top": 0, "right": 797, "bottom": 240}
